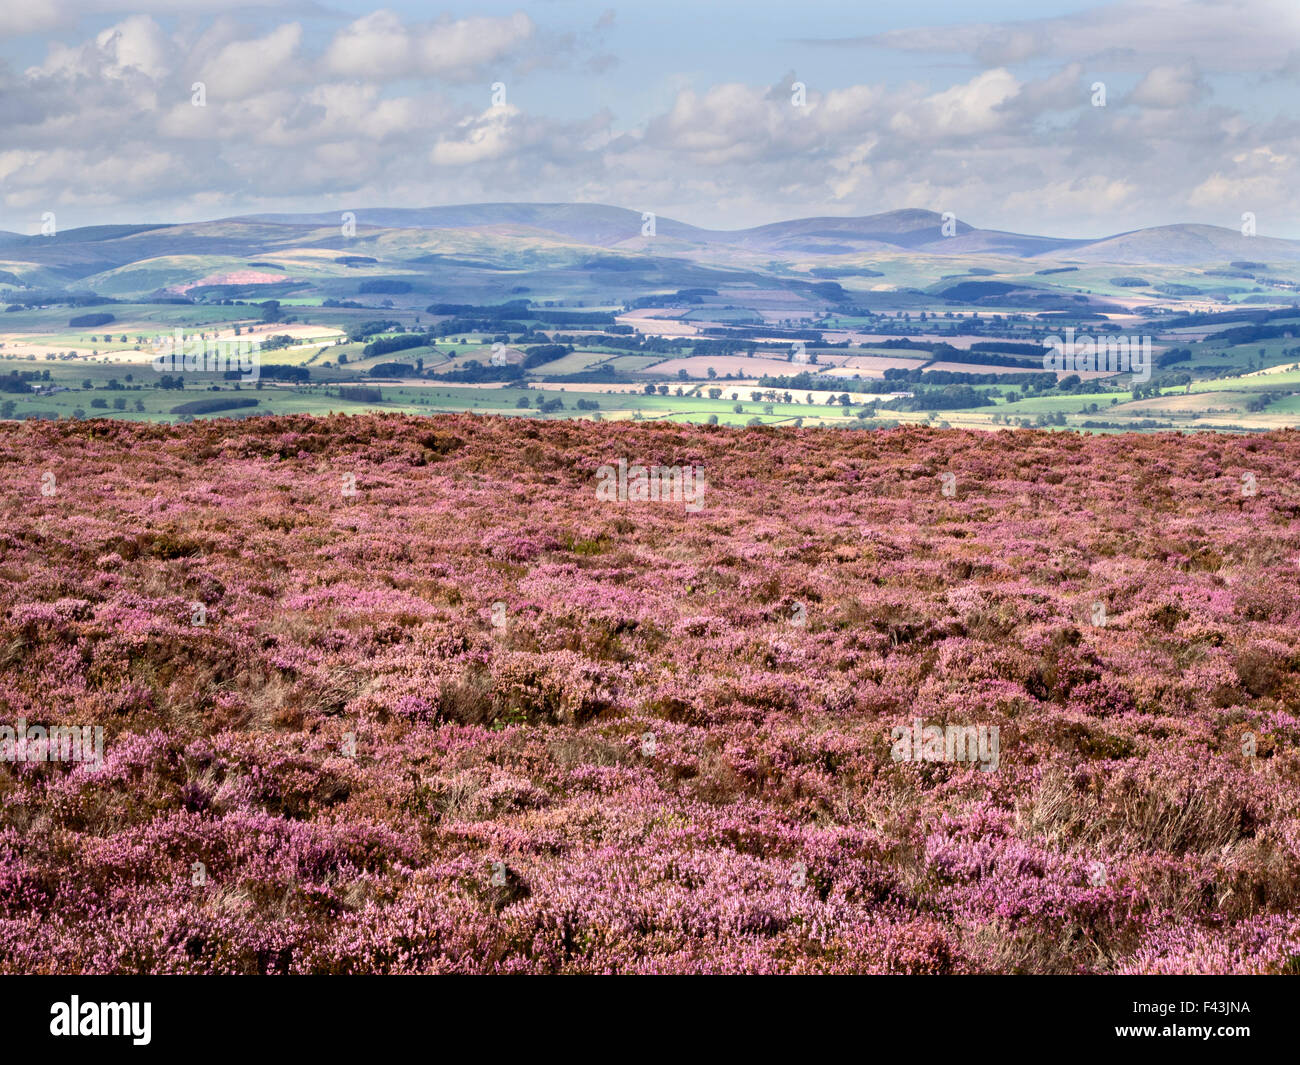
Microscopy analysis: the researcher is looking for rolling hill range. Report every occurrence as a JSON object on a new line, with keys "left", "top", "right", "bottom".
{"left": 2, "top": 204, "right": 1299, "bottom": 306}
{"left": 239, "top": 204, "right": 1300, "bottom": 262}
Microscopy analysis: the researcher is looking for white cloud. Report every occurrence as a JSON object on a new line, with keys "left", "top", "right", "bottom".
{"left": 95, "top": 15, "right": 172, "bottom": 79}
{"left": 847, "top": 0, "right": 1300, "bottom": 73}
{"left": 0, "top": 1, "right": 68, "bottom": 36}
{"left": 196, "top": 23, "right": 302, "bottom": 100}
{"left": 324, "top": 10, "right": 535, "bottom": 83}
{"left": 895, "top": 68, "right": 1021, "bottom": 136}
{"left": 1127, "top": 63, "right": 1204, "bottom": 108}
{"left": 419, "top": 12, "right": 534, "bottom": 77}
{"left": 27, "top": 13, "right": 172, "bottom": 80}
{"left": 431, "top": 106, "right": 519, "bottom": 167}
{"left": 322, "top": 10, "right": 411, "bottom": 79}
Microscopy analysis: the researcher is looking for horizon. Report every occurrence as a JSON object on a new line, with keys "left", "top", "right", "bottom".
{"left": 1, "top": 201, "right": 1287, "bottom": 246}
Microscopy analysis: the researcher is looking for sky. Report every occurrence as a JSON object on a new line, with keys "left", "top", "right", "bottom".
{"left": 0, "top": 0, "right": 1298, "bottom": 237}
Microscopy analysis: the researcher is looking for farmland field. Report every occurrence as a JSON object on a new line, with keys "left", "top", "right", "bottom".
{"left": 3, "top": 203, "right": 1300, "bottom": 441}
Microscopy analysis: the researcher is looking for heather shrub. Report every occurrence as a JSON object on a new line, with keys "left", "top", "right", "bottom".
{"left": 1, "top": 415, "right": 1298, "bottom": 972}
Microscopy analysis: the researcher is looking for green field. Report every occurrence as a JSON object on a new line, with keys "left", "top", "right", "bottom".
{"left": 4, "top": 216, "right": 1300, "bottom": 433}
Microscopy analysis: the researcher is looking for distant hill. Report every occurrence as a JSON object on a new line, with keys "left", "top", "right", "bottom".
{"left": 0, "top": 224, "right": 172, "bottom": 248}
{"left": 241, "top": 204, "right": 715, "bottom": 246}
{"left": 3, "top": 205, "right": 1300, "bottom": 302}
{"left": 1045, "top": 224, "right": 1300, "bottom": 265}
{"left": 239, "top": 204, "right": 1300, "bottom": 263}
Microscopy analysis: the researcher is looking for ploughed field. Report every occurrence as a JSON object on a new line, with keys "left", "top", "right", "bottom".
{"left": 2, "top": 414, "right": 1299, "bottom": 973}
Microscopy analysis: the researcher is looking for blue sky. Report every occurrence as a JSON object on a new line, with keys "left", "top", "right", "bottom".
{"left": 1, "top": 1, "right": 1297, "bottom": 237}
